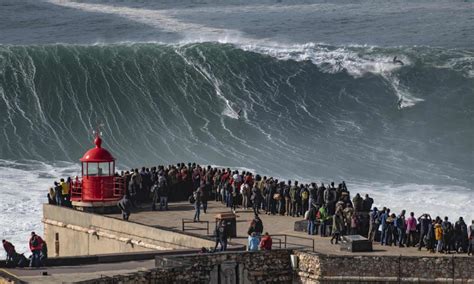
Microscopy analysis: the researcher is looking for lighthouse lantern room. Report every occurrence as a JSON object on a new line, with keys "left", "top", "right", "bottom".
{"left": 71, "top": 133, "right": 125, "bottom": 205}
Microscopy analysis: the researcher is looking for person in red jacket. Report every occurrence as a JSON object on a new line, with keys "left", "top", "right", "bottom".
{"left": 259, "top": 232, "right": 273, "bottom": 250}
{"left": 2, "top": 240, "right": 16, "bottom": 262}
{"left": 29, "top": 232, "right": 44, "bottom": 267}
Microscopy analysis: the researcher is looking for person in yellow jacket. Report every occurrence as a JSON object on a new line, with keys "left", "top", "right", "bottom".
{"left": 60, "top": 178, "right": 70, "bottom": 204}
{"left": 435, "top": 221, "right": 444, "bottom": 253}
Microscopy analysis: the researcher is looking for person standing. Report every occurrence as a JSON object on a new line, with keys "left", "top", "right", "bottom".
{"left": 418, "top": 213, "right": 432, "bottom": 250}
{"left": 435, "top": 220, "right": 444, "bottom": 253}
{"left": 214, "top": 220, "right": 228, "bottom": 252}
{"left": 29, "top": 232, "right": 44, "bottom": 267}
{"left": 251, "top": 184, "right": 261, "bottom": 215}
{"left": 54, "top": 181, "right": 62, "bottom": 206}
{"left": 193, "top": 188, "right": 202, "bottom": 222}
{"left": 307, "top": 205, "right": 316, "bottom": 235}
{"left": 247, "top": 232, "right": 260, "bottom": 251}
{"left": 2, "top": 240, "right": 16, "bottom": 263}
{"left": 380, "top": 208, "right": 390, "bottom": 245}
{"left": 468, "top": 220, "right": 474, "bottom": 256}
{"left": 368, "top": 207, "right": 379, "bottom": 242}
{"left": 405, "top": 212, "right": 417, "bottom": 247}
{"left": 331, "top": 208, "right": 344, "bottom": 244}
{"left": 158, "top": 172, "right": 169, "bottom": 211}
{"left": 117, "top": 194, "right": 132, "bottom": 221}
{"left": 60, "top": 178, "right": 70, "bottom": 206}
{"left": 289, "top": 181, "right": 298, "bottom": 217}
{"left": 396, "top": 210, "right": 407, "bottom": 247}
{"left": 284, "top": 181, "right": 292, "bottom": 216}
{"left": 300, "top": 185, "right": 309, "bottom": 216}
{"left": 259, "top": 232, "right": 273, "bottom": 250}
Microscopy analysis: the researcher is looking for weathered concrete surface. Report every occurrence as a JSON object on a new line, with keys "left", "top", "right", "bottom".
{"left": 43, "top": 204, "right": 217, "bottom": 256}
{"left": 295, "top": 251, "right": 474, "bottom": 283}
{"left": 106, "top": 201, "right": 472, "bottom": 258}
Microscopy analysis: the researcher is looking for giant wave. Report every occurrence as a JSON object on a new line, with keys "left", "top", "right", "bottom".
{"left": 0, "top": 42, "right": 472, "bottom": 185}
{"left": 1, "top": 42, "right": 473, "bottom": 251}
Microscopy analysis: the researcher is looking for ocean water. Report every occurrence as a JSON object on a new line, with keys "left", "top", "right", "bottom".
{"left": 0, "top": 0, "right": 473, "bottom": 254}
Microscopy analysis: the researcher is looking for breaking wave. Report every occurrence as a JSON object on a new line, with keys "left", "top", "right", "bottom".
{"left": 0, "top": 42, "right": 473, "bottom": 186}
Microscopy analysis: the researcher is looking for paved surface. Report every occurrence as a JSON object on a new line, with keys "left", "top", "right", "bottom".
{"left": 3, "top": 200, "right": 469, "bottom": 283}
{"left": 108, "top": 200, "right": 470, "bottom": 258}
{"left": 1, "top": 260, "right": 155, "bottom": 283}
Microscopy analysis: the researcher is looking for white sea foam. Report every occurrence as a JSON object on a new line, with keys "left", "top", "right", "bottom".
{"left": 0, "top": 160, "right": 78, "bottom": 256}
{"left": 46, "top": 0, "right": 423, "bottom": 108}
{"left": 351, "top": 181, "right": 474, "bottom": 223}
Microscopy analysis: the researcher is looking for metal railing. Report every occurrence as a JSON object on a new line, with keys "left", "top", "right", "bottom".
{"left": 271, "top": 234, "right": 315, "bottom": 252}
{"left": 70, "top": 177, "right": 126, "bottom": 201}
{"left": 181, "top": 219, "right": 210, "bottom": 235}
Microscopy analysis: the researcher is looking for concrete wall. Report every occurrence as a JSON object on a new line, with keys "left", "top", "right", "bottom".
{"left": 75, "top": 249, "right": 294, "bottom": 284}
{"left": 71, "top": 249, "right": 474, "bottom": 284}
{"left": 43, "top": 204, "right": 216, "bottom": 257}
{"left": 295, "top": 251, "right": 474, "bottom": 283}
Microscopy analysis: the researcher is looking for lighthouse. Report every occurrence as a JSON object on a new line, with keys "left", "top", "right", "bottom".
{"left": 71, "top": 132, "right": 125, "bottom": 212}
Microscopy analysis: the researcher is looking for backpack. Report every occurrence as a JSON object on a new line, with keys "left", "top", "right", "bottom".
{"left": 301, "top": 190, "right": 309, "bottom": 200}
{"left": 304, "top": 210, "right": 310, "bottom": 220}
{"left": 31, "top": 237, "right": 39, "bottom": 247}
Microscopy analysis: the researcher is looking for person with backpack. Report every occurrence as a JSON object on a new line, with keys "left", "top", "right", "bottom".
{"left": 241, "top": 182, "right": 250, "bottom": 210}
{"left": 301, "top": 185, "right": 309, "bottom": 216}
{"left": 395, "top": 210, "right": 407, "bottom": 247}
{"left": 331, "top": 208, "right": 344, "bottom": 244}
{"left": 251, "top": 184, "right": 262, "bottom": 215}
{"left": 214, "top": 220, "right": 228, "bottom": 252}
{"left": 442, "top": 216, "right": 454, "bottom": 253}
{"left": 29, "top": 232, "right": 44, "bottom": 267}
{"left": 455, "top": 217, "right": 469, "bottom": 253}
{"left": 306, "top": 205, "right": 317, "bottom": 235}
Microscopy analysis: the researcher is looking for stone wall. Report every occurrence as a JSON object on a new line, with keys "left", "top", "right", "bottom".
{"left": 295, "top": 251, "right": 474, "bottom": 283}
{"left": 76, "top": 249, "right": 294, "bottom": 284}
{"left": 43, "top": 204, "right": 216, "bottom": 256}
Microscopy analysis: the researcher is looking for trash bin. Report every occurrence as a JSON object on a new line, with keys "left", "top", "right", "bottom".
{"left": 215, "top": 212, "right": 237, "bottom": 238}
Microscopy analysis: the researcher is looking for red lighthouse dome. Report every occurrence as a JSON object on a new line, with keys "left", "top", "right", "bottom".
{"left": 71, "top": 133, "right": 124, "bottom": 204}
{"left": 80, "top": 136, "right": 115, "bottom": 162}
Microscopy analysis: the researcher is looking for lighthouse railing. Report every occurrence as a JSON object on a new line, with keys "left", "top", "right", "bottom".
{"left": 71, "top": 179, "right": 82, "bottom": 200}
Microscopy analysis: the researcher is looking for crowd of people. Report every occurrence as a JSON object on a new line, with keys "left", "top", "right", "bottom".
{"left": 2, "top": 232, "right": 47, "bottom": 268}
{"left": 115, "top": 163, "right": 473, "bottom": 255}
{"left": 46, "top": 178, "right": 71, "bottom": 207}
{"left": 41, "top": 162, "right": 474, "bottom": 257}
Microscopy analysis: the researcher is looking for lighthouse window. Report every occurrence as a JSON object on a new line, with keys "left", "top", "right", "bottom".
{"left": 87, "top": 163, "right": 99, "bottom": 176}
{"left": 98, "top": 162, "right": 110, "bottom": 176}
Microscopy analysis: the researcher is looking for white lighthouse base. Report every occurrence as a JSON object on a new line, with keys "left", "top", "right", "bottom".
{"left": 72, "top": 200, "right": 121, "bottom": 214}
